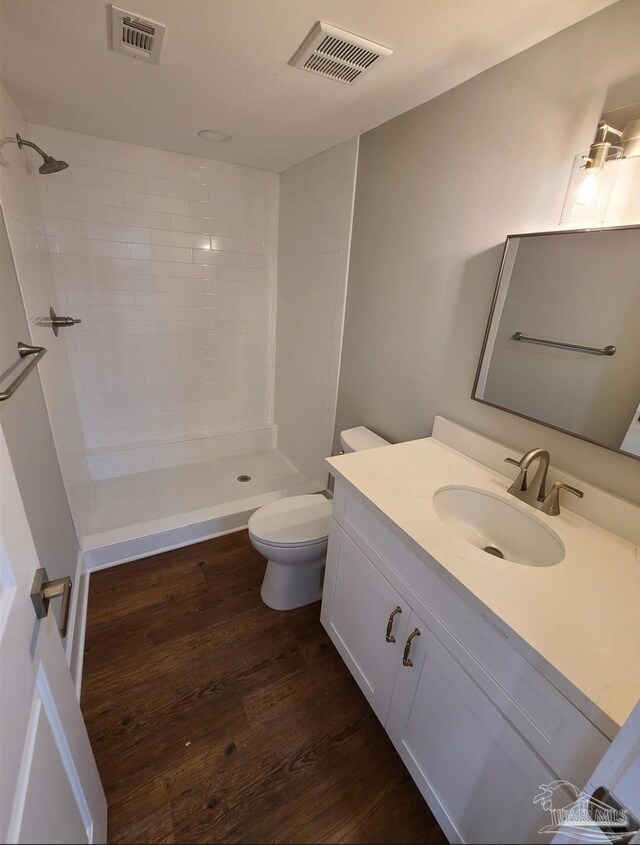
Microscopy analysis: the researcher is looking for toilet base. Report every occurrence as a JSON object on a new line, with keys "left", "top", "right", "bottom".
{"left": 260, "top": 556, "right": 325, "bottom": 611}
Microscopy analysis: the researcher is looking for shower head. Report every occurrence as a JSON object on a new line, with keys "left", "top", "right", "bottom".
{"left": 16, "top": 133, "right": 69, "bottom": 174}
{"left": 38, "top": 155, "right": 69, "bottom": 174}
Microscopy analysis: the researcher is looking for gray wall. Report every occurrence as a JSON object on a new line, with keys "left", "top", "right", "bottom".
{"left": 482, "top": 231, "right": 640, "bottom": 449}
{"left": 335, "top": 0, "right": 640, "bottom": 503}
{"left": 275, "top": 138, "right": 358, "bottom": 485}
{"left": 0, "top": 209, "right": 79, "bottom": 595}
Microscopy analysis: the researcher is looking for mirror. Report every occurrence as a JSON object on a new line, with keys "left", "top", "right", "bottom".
{"left": 473, "top": 226, "right": 640, "bottom": 459}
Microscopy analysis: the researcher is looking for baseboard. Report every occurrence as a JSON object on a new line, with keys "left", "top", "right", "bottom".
{"left": 83, "top": 509, "right": 255, "bottom": 572}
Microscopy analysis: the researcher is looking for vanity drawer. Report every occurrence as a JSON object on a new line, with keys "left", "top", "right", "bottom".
{"left": 331, "top": 481, "right": 610, "bottom": 781}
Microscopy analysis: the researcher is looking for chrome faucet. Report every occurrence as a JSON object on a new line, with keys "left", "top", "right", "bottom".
{"left": 504, "top": 448, "right": 583, "bottom": 516}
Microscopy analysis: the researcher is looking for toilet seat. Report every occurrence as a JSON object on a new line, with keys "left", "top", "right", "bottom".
{"left": 248, "top": 494, "right": 331, "bottom": 547}
{"left": 251, "top": 534, "right": 325, "bottom": 550}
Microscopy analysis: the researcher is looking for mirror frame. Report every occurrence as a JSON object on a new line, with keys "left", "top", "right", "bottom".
{"left": 472, "top": 224, "right": 640, "bottom": 462}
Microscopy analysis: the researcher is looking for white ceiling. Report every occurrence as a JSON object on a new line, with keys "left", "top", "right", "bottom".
{"left": 0, "top": 0, "right": 617, "bottom": 172}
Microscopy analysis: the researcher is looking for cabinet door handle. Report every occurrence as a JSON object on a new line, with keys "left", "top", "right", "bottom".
{"left": 402, "top": 628, "right": 421, "bottom": 666}
{"left": 385, "top": 606, "right": 402, "bottom": 642}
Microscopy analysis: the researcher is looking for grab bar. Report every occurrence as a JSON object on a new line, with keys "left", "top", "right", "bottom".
{"left": 0, "top": 342, "right": 47, "bottom": 401}
{"left": 511, "top": 332, "right": 616, "bottom": 357}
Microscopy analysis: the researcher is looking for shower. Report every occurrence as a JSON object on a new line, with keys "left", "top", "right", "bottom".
{"left": 4, "top": 122, "right": 339, "bottom": 568}
{"left": 16, "top": 133, "right": 68, "bottom": 173}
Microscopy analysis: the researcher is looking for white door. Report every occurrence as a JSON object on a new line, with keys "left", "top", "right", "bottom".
{"left": 551, "top": 698, "right": 640, "bottom": 845}
{"left": 0, "top": 427, "right": 107, "bottom": 844}
{"left": 321, "top": 523, "right": 409, "bottom": 722}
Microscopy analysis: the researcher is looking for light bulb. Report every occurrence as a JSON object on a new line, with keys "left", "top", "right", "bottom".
{"left": 573, "top": 169, "right": 600, "bottom": 206}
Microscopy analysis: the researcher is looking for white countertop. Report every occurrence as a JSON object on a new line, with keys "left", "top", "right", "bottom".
{"left": 327, "top": 435, "right": 640, "bottom": 735}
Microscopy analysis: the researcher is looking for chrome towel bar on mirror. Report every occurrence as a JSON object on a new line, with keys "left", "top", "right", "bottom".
{"left": 511, "top": 331, "right": 616, "bottom": 356}
{"left": 0, "top": 342, "right": 47, "bottom": 402}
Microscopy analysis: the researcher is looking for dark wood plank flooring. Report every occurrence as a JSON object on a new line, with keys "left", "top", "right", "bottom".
{"left": 82, "top": 531, "right": 446, "bottom": 844}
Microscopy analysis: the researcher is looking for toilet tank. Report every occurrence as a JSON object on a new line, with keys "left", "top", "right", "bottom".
{"left": 339, "top": 426, "right": 390, "bottom": 453}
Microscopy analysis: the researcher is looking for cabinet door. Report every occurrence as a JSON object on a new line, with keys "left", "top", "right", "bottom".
{"left": 321, "top": 522, "right": 410, "bottom": 723}
{"left": 387, "top": 611, "right": 572, "bottom": 845}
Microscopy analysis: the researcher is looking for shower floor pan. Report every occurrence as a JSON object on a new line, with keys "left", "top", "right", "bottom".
{"left": 77, "top": 449, "right": 321, "bottom": 569}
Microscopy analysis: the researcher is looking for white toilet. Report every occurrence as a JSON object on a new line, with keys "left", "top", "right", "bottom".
{"left": 248, "top": 427, "right": 390, "bottom": 610}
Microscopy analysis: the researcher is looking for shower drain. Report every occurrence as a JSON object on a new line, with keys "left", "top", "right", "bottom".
{"left": 483, "top": 545, "right": 504, "bottom": 559}
{"left": 237, "top": 474, "right": 252, "bottom": 482}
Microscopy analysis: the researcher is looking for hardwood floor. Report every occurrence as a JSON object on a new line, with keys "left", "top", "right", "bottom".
{"left": 82, "top": 531, "right": 447, "bottom": 844}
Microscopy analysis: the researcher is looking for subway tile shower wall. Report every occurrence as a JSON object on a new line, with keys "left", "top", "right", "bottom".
{"left": 31, "top": 125, "right": 279, "bottom": 479}
{"left": 0, "top": 85, "right": 92, "bottom": 525}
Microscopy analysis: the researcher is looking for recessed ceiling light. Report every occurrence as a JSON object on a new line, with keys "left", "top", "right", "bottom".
{"left": 198, "top": 129, "right": 232, "bottom": 143}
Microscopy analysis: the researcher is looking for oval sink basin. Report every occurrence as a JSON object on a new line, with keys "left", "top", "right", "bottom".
{"left": 433, "top": 486, "right": 564, "bottom": 567}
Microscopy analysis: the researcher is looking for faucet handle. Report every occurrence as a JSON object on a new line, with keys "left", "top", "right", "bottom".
{"left": 554, "top": 481, "right": 584, "bottom": 498}
{"left": 504, "top": 456, "right": 528, "bottom": 493}
{"left": 543, "top": 481, "right": 584, "bottom": 515}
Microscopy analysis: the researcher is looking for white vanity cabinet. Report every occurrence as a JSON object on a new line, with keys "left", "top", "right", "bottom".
{"left": 321, "top": 482, "right": 611, "bottom": 845}
{"left": 385, "top": 611, "right": 566, "bottom": 843}
{"left": 321, "top": 524, "right": 411, "bottom": 722}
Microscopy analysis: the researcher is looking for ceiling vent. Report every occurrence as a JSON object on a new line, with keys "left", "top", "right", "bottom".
{"left": 289, "top": 21, "right": 392, "bottom": 85}
{"left": 109, "top": 5, "right": 166, "bottom": 64}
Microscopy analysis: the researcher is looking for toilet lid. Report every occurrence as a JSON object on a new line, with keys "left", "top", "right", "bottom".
{"left": 248, "top": 494, "right": 332, "bottom": 545}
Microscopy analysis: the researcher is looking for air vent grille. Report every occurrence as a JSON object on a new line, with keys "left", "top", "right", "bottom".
{"left": 110, "top": 5, "right": 166, "bottom": 64}
{"left": 122, "top": 17, "right": 154, "bottom": 52}
{"left": 317, "top": 35, "right": 380, "bottom": 69}
{"left": 289, "top": 21, "right": 392, "bottom": 85}
{"left": 304, "top": 54, "right": 363, "bottom": 84}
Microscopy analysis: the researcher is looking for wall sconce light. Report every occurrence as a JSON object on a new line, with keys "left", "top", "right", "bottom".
{"left": 561, "top": 121, "right": 623, "bottom": 225}
{"left": 561, "top": 106, "right": 640, "bottom": 226}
